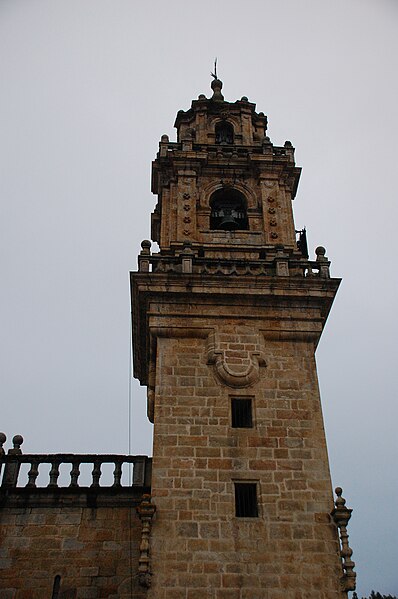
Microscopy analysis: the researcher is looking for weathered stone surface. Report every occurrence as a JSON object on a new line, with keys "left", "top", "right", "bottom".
{"left": 131, "top": 79, "right": 347, "bottom": 598}
{"left": 0, "top": 505, "right": 146, "bottom": 598}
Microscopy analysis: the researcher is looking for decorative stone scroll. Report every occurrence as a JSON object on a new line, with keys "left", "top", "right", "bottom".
{"left": 136, "top": 494, "right": 156, "bottom": 588}
{"left": 207, "top": 328, "right": 266, "bottom": 388}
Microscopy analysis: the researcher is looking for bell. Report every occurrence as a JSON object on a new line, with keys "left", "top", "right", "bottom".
{"left": 219, "top": 214, "right": 240, "bottom": 230}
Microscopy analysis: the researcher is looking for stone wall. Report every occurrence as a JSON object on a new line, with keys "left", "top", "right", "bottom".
{"left": 0, "top": 499, "right": 145, "bottom": 599}
{"left": 147, "top": 329, "right": 345, "bottom": 599}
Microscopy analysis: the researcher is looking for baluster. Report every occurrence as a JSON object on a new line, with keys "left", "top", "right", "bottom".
{"left": 113, "top": 461, "right": 122, "bottom": 487}
{"left": 26, "top": 460, "right": 39, "bottom": 488}
{"left": 305, "top": 264, "right": 314, "bottom": 277}
{"left": 48, "top": 460, "right": 60, "bottom": 488}
{"left": 91, "top": 460, "right": 102, "bottom": 487}
{"left": 69, "top": 461, "right": 80, "bottom": 488}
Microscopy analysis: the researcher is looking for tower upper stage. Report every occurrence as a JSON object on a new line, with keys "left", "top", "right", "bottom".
{"left": 132, "top": 80, "right": 340, "bottom": 390}
{"left": 151, "top": 78, "right": 301, "bottom": 254}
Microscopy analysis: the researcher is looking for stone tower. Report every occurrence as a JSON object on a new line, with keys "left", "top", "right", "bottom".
{"left": 131, "top": 77, "right": 355, "bottom": 598}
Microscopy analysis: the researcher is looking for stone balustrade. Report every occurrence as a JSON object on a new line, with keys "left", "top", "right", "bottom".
{"left": 158, "top": 139, "right": 293, "bottom": 160}
{"left": 0, "top": 434, "right": 151, "bottom": 490}
{"left": 138, "top": 240, "right": 331, "bottom": 279}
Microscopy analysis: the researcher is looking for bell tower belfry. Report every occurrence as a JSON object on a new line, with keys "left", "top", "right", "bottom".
{"left": 131, "top": 78, "right": 355, "bottom": 598}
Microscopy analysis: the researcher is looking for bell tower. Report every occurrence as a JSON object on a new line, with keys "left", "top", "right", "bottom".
{"left": 131, "top": 77, "right": 355, "bottom": 598}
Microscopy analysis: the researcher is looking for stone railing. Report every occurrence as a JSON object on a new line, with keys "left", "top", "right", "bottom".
{"left": 0, "top": 434, "right": 151, "bottom": 490}
{"left": 157, "top": 138, "right": 294, "bottom": 161}
{"left": 138, "top": 241, "right": 331, "bottom": 279}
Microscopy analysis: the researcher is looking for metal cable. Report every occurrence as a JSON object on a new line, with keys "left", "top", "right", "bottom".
{"left": 128, "top": 311, "right": 133, "bottom": 599}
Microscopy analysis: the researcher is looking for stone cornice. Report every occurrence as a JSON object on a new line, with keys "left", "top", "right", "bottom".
{"left": 131, "top": 271, "right": 340, "bottom": 386}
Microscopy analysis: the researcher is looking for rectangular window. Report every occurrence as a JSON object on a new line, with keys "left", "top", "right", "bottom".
{"left": 234, "top": 482, "right": 258, "bottom": 517}
{"left": 231, "top": 397, "right": 253, "bottom": 428}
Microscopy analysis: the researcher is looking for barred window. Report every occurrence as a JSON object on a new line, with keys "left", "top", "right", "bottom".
{"left": 234, "top": 482, "right": 258, "bottom": 517}
{"left": 231, "top": 397, "right": 253, "bottom": 428}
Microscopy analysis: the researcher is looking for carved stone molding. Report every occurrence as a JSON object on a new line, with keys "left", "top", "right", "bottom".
{"left": 331, "top": 487, "right": 356, "bottom": 593}
{"left": 136, "top": 494, "right": 156, "bottom": 588}
{"left": 207, "top": 328, "right": 266, "bottom": 388}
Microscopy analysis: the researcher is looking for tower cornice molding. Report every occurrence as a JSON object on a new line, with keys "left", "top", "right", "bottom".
{"left": 131, "top": 271, "right": 340, "bottom": 386}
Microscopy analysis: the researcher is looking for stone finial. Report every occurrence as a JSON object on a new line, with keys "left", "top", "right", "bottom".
{"left": 262, "top": 135, "right": 273, "bottom": 156}
{"left": 2, "top": 434, "right": 23, "bottom": 487}
{"left": 0, "top": 433, "right": 6, "bottom": 456}
{"left": 211, "top": 78, "right": 224, "bottom": 102}
{"left": 141, "top": 240, "right": 152, "bottom": 254}
{"left": 0, "top": 433, "right": 6, "bottom": 482}
{"left": 332, "top": 487, "right": 356, "bottom": 592}
{"left": 160, "top": 134, "right": 169, "bottom": 157}
{"left": 10, "top": 435, "right": 23, "bottom": 455}
{"left": 315, "top": 246, "right": 330, "bottom": 278}
{"left": 139, "top": 241, "right": 152, "bottom": 273}
{"left": 284, "top": 140, "right": 295, "bottom": 161}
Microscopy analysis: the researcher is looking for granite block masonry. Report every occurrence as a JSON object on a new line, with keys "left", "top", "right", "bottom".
{"left": 131, "top": 76, "right": 355, "bottom": 598}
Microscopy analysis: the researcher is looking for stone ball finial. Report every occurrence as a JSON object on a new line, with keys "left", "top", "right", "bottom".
{"left": 334, "top": 486, "right": 346, "bottom": 508}
{"left": 140, "top": 240, "right": 152, "bottom": 260}
{"left": 12, "top": 435, "right": 23, "bottom": 451}
{"left": 0, "top": 432, "right": 6, "bottom": 456}
{"left": 160, "top": 134, "right": 169, "bottom": 143}
{"left": 315, "top": 246, "right": 326, "bottom": 257}
{"left": 211, "top": 78, "right": 223, "bottom": 91}
{"left": 241, "top": 96, "right": 248, "bottom": 102}
{"left": 211, "top": 78, "right": 224, "bottom": 102}
{"left": 198, "top": 94, "right": 206, "bottom": 100}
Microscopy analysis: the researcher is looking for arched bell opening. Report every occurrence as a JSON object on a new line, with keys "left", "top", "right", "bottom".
{"left": 215, "top": 121, "right": 234, "bottom": 145}
{"left": 210, "top": 188, "right": 249, "bottom": 231}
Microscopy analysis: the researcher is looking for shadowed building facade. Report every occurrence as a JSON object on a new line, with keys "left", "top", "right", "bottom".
{"left": 0, "top": 78, "right": 355, "bottom": 598}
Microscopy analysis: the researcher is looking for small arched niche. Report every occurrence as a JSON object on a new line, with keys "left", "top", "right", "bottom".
{"left": 210, "top": 188, "right": 248, "bottom": 231}
{"left": 215, "top": 121, "right": 234, "bottom": 145}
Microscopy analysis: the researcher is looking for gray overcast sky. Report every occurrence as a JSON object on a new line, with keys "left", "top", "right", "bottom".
{"left": 1, "top": 1, "right": 397, "bottom": 596}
